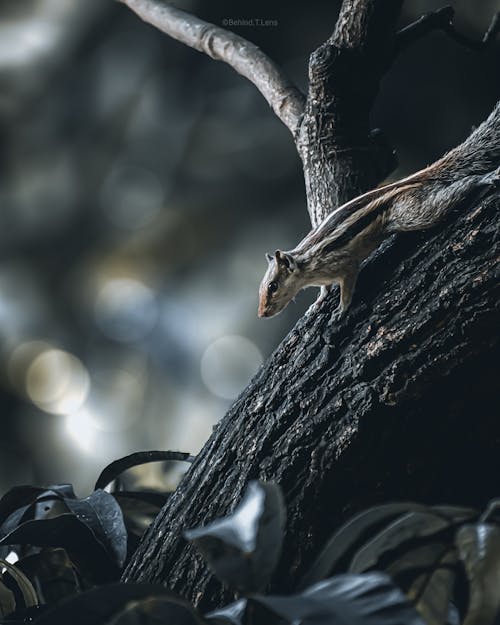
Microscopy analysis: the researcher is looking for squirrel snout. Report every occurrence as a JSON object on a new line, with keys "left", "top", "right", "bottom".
{"left": 258, "top": 301, "right": 271, "bottom": 317}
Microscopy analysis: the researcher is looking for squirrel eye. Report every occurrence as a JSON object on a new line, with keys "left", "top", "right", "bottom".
{"left": 268, "top": 281, "right": 278, "bottom": 294}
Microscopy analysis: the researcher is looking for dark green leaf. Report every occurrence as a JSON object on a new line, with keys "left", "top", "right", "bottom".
{"left": 205, "top": 599, "right": 247, "bottom": 624}
{"left": 15, "top": 548, "right": 84, "bottom": 604}
{"left": 349, "top": 511, "right": 454, "bottom": 574}
{"left": 185, "top": 481, "right": 285, "bottom": 592}
{"left": 385, "top": 542, "right": 450, "bottom": 588}
{"left": 0, "top": 487, "right": 46, "bottom": 529}
{"left": 105, "top": 595, "right": 206, "bottom": 624}
{"left": 0, "top": 514, "right": 120, "bottom": 583}
{"left": 0, "top": 486, "right": 75, "bottom": 551}
{"left": 0, "top": 578, "right": 16, "bottom": 618}
{"left": 0, "top": 489, "right": 126, "bottom": 580}
{"left": 0, "top": 558, "right": 38, "bottom": 610}
{"left": 0, "top": 485, "right": 75, "bottom": 528}
{"left": 254, "top": 572, "right": 425, "bottom": 625}
{"left": 478, "top": 498, "right": 500, "bottom": 524}
{"left": 64, "top": 490, "right": 127, "bottom": 568}
{"left": 400, "top": 546, "right": 457, "bottom": 625}
{"left": 33, "top": 583, "right": 198, "bottom": 625}
{"left": 94, "top": 451, "right": 194, "bottom": 491}
{"left": 431, "top": 506, "right": 476, "bottom": 523}
{"left": 299, "top": 503, "right": 427, "bottom": 589}
{"left": 455, "top": 523, "right": 500, "bottom": 625}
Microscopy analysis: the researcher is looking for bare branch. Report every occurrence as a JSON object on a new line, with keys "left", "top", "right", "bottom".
{"left": 331, "top": 0, "right": 402, "bottom": 48}
{"left": 118, "top": 0, "right": 305, "bottom": 134}
{"left": 396, "top": 6, "right": 500, "bottom": 53}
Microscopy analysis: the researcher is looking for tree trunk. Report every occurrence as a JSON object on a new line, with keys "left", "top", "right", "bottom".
{"left": 122, "top": 0, "right": 499, "bottom": 612}
{"left": 123, "top": 187, "right": 498, "bottom": 609}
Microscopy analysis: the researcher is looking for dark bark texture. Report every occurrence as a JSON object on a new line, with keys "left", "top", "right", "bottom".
{"left": 122, "top": 0, "right": 499, "bottom": 612}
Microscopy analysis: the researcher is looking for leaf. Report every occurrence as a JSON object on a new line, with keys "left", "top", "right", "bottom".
{"left": 455, "top": 523, "right": 500, "bottom": 625}
{"left": 0, "top": 514, "right": 120, "bottom": 583}
{"left": 15, "top": 548, "right": 84, "bottom": 605}
{"left": 384, "top": 542, "right": 449, "bottom": 588}
{"left": 0, "top": 486, "right": 76, "bottom": 556}
{"left": 401, "top": 546, "right": 457, "bottom": 625}
{"left": 94, "top": 451, "right": 195, "bottom": 491}
{"left": 431, "top": 506, "right": 477, "bottom": 523}
{"left": 0, "top": 485, "right": 75, "bottom": 529}
{"left": 0, "top": 487, "right": 46, "bottom": 530}
{"left": 478, "top": 497, "right": 500, "bottom": 524}
{"left": 0, "top": 558, "right": 38, "bottom": 609}
{"left": 205, "top": 599, "right": 248, "bottom": 624}
{"left": 205, "top": 598, "right": 274, "bottom": 625}
{"left": 349, "top": 511, "right": 455, "bottom": 574}
{"left": 0, "top": 578, "right": 16, "bottom": 618}
{"left": 299, "top": 502, "right": 428, "bottom": 589}
{"left": 105, "top": 595, "right": 206, "bottom": 624}
{"left": 0, "top": 486, "right": 78, "bottom": 561}
{"left": 254, "top": 572, "right": 425, "bottom": 625}
{"left": 64, "top": 490, "right": 127, "bottom": 568}
{"left": 184, "top": 480, "right": 285, "bottom": 592}
{"left": 33, "top": 583, "right": 200, "bottom": 625}
{"left": 0, "top": 489, "right": 127, "bottom": 581}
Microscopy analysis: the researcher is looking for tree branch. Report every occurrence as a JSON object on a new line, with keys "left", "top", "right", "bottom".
{"left": 296, "top": 0, "right": 403, "bottom": 226}
{"left": 117, "top": 0, "right": 305, "bottom": 134}
{"left": 396, "top": 6, "right": 500, "bottom": 53}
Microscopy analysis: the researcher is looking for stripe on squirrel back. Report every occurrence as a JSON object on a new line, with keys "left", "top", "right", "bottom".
{"left": 295, "top": 182, "right": 421, "bottom": 256}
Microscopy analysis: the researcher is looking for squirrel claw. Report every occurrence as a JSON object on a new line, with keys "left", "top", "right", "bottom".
{"left": 306, "top": 286, "right": 332, "bottom": 316}
{"left": 330, "top": 304, "right": 345, "bottom": 321}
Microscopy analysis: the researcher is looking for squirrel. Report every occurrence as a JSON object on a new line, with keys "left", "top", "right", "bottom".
{"left": 258, "top": 112, "right": 500, "bottom": 319}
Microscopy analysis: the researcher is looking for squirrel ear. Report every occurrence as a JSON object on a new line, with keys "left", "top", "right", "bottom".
{"left": 283, "top": 252, "right": 297, "bottom": 272}
{"left": 275, "top": 251, "right": 297, "bottom": 272}
{"left": 265, "top": 253, "right": 273, "bottom": 263}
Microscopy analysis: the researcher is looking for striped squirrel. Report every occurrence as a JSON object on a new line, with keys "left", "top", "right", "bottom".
{"left": 258, "top": 108, "right": 499, "bottom": 318}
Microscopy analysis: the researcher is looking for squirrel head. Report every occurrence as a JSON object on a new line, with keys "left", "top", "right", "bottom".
{"left": 258, "top": 250, "right": 300, "bottom": 318}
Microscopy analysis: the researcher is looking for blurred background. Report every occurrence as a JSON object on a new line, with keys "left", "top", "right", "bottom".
{"left": 0, "top": 0, "right": 497, "bottom": 495}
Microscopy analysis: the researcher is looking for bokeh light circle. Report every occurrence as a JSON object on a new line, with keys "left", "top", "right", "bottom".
{"left": 26, "top": 349, "right": 90, "bottom": 415}
{"left": 94, "top": 278, "right": 158, "bottom": 342}
{"left": 200, "top": 335, "right": 262, "bottom": 400}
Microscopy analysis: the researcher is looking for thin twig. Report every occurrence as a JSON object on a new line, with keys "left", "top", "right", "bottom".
{"left": 117, "top": 0, "right": 305, "bottom": 134}
{"left": 396, "top": 6, "right": 500, "bottom": 53}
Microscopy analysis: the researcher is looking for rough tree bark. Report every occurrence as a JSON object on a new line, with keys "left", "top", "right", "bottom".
{"left": 120, "top": 0, "right": 500, "bottom": 611}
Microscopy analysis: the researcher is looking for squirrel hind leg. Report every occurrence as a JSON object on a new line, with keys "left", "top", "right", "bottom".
{"left": 338, "top": 270, "right": 358, "bottom": 315}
